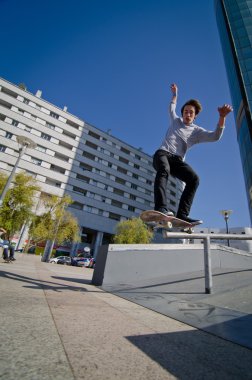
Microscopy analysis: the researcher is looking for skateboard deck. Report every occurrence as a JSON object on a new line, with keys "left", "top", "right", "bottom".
{"left": 1, "top": 259, "right": 13, "bottom": 263}
{"left": 140, "top": 210, "right": 202, "bottom": 233}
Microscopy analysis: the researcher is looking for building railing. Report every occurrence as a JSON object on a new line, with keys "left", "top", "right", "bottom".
{"left": 162, "top": 232, "right": 252, "bottom": 294}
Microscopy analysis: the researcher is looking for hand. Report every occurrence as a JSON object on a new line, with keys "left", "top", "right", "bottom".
{"left": 218, "top": 104, "right": 233, "bottom": 117}
{"left": 170, "top": 83, "right": 178, "bottom": 96}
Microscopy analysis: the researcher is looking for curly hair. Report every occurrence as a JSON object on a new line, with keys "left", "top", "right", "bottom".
{"left": 181, "top": 99, "right": 202, "bottom": 116}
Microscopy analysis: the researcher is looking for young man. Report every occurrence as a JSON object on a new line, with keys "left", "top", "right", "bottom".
{"left": 153, "top": 83, "right": 233, "bottom": 224}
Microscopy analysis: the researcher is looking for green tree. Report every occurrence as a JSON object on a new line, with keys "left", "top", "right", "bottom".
{"left": 28, "top": 194, "right": 80, "bottom": 258}
{"left": 113, "top": 218, "right": 153, "bottom": 244}
{"left": 0, "top": 172, "right": 8, "bottom": 194}
{"left": 0, "top": 171, "right": 40, "bottom": 239}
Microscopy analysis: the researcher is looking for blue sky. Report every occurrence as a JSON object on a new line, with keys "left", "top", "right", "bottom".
{"left": 0, "top": 0, "right": 250, "bottom": 228}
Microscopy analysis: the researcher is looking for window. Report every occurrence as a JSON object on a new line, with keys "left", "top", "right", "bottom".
{"left": 5, "top": 132, "right": 13, "bottom": 139}
{"left": 146, "top": 180, "right": 152, "bottom": 185}
{"left": 121, "top": 147, "right": 130, "bottom": 154}
{"left": 117, "top": 166, "right": 127, "bottom": 175}
{"left": 82, "top": 151, "right": 95, "bottom": 160}
{"left": 23, "top": 98, "right": 29, "bottom": 104}
{"left": 76, "top": 174, "right": 90, "bottom": 183}
{"left": 113, "top": 188, "right": 124, "bottom": 196}
{"left": 128, "top": 206, "right": 135, "bottom": 212}
{"left": 79, "top": 162, "right": 92, "bottom": 171}
{"left": 109, "top": 212, "right": 121, "bottom": 221}
{"left": 88, "top": 131, "right": 100, "bottom": 139}
{"left": 41, "top": 133, "right": 51, "bottom": 141}
{"left": 66, "top": 120, "right": 79, "bottom": 129}
{"left": 86, "top": 141, "right": 98, "bottom": 150}
{"left": 50, "top": 111, "right": 59, "bottom": 119}
{"left": 73, "top": 186, "right": 87, "bottom": 196}
{"left": 0, "top": 99, "right": 11, "bottom": 109}
{"left": 0, "top": 144, "right": 6, "bottom": 152}
{"left": 50, "top": 164, "right": 65, "bottom": 174}
{"left": 46, "top": 122, "right": 55, "bottom": 130}
{"left": 119, "top": 156, "right": 129, "bottom": 164}
{"left": 45, "top": 179, "right": 61, "bottom": 188}
{"left": 63, "top": 130, "right": 76, "bottom": 139}
{"left": 36, "top": 145, "right": 46, "bottom": 153}
{"left": 111, "top": 200, "right": 123, "bottom": 208}
{"left": 131, "top": 184, "right": 137, "bottom": 190}
{"left": 1, "top": 87, "right": 17, "bottom": 98}
{"left": 130, "top": 194, "right": 136, "bottom": 200}
{"left": 25, "top": 126, "right": 31, "bottom": 132}
{"left": 70, "top": 202, "right": 83, "bottom": 210}
{"left": 54, "top": 152, "right": 69, "bottom": 162}
{"left": 59, "top": 141, "right": 73, "bottom": 150}
{"left": 115, "top": 177, "right": 126, "bottom": 185}
{"left": 12, "top": 120, "right": 19, "bottom": 127}
{"left": 133, "top": 173, "right": 138, "bottom": 179}
{"left": 31, "top": 157, "right": 42, "bottom": 166}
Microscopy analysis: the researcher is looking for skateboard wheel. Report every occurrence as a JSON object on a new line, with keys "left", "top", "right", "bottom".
{"left": 167, "top": 222, "right": 173, "bottom": 229}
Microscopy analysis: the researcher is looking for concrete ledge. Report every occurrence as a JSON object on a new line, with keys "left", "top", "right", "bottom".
{"left": 92, "top": 244, "right": 252, "bottom": 286}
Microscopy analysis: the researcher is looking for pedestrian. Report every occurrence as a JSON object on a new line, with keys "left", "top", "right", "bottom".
{"left": 153, "top": 83, "right": 233, "bottom": 224}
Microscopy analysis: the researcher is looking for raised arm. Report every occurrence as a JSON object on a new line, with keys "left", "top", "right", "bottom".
{"left": 169, "top": 83, "right": 178, "bottom": 121}
{"left": 217, "top": 104, "right": 233, "bottom": 128}
{"left": 195, "top": 103, "right": 233, "bottom": 143}
{"left": 170, "top": 83, "right": 178, "bottom": 103}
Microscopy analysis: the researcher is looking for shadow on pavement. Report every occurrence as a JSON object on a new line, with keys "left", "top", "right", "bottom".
{"left": 126, "top": 329, "right": 252, "bottom": 380}
{"left": 0, "top": 270, "right": 90, "bottom": 292}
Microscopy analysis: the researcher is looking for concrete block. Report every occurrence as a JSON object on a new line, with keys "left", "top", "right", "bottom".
{"left": 92, "top": 244, "right": 252, "bottom": 287}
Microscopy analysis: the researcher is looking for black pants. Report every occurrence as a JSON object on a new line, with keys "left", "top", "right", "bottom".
{"left": 153, "top": 149, "right": 199, "bottom": 217}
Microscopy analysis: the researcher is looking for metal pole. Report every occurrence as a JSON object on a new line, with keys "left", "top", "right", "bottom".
{"left": 203, "top": 236, "right": 212, "bottom": 294}
{"left": 225, "top": 216, "right": 230, "bottom": 247}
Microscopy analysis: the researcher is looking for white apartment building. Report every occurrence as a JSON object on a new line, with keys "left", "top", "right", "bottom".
{"left": 0, "top": 77, "right": 183, "bottom": 255}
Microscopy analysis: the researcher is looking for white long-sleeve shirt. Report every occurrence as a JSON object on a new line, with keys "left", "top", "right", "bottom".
{"left": 159, "top": 101, "right": 224, "bottom": 159}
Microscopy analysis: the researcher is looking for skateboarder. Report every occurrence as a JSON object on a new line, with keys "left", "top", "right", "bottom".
{"left": 153, "top": 83, "right": 233, "bottom": 224}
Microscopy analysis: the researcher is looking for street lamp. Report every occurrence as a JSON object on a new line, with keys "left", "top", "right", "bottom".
{"left": 220, "top": 210, "right": 233, "bottom": 247}
{"left": 0, "top": 135, "right": 36, "bottom": 207}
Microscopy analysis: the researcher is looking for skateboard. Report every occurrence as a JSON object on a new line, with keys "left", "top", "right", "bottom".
{"left": 1, "top": 258, "right": 13, "bottom": 263}
{"left": 140, "top": 210, "right": 202, "bottom": 234}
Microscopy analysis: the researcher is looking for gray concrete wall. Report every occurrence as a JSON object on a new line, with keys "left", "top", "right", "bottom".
{"left": 92, "top": 244, "right": 252, "bottom": 286}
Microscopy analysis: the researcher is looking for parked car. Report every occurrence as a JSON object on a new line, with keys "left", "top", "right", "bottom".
{"left": 57, "top": 256, "right": 71, "bottom": 265}
{"left": 75, "top": 258, "right": 91, "bottom": 267}
{"left": 49, "top": 256, "right": 69, "bottom": 264}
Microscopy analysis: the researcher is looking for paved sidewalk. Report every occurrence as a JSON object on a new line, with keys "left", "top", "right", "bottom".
{"left": 1, "top": 254, "right": 252, "bottom": 380}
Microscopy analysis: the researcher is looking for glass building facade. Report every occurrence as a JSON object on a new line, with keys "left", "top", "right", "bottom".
{"left": 215, "top": 0, "right": 252, "bottom": 223}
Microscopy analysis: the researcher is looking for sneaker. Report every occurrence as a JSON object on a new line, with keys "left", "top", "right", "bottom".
{"left": 158, "top": 208, "right": 174, "bottom": 216}
{"left": 177, "top": 214, "right": 203, "bottom": 225}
